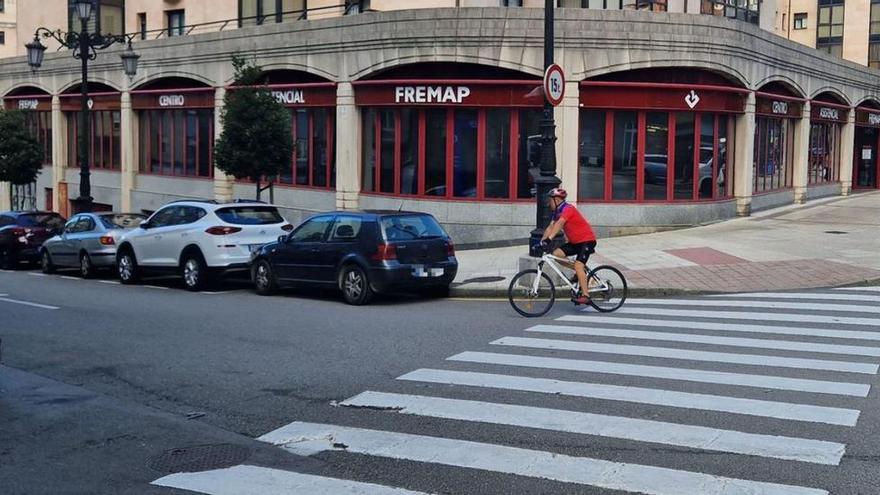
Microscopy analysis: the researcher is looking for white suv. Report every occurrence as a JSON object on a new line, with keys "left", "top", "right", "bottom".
{"left": 116, "top": 200, "right": 292, "bottom": 291}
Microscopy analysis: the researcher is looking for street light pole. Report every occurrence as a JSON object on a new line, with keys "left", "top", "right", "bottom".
{"left": 529, "top": 0, "right": 562, "bottom": 257}
{"left": 25, "top": 0, "right": 140, "bottom": 214}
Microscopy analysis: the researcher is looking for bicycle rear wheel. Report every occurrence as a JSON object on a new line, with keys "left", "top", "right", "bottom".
{"left": 587, "top": 265, "right": 628, "bottom": 312}
{"left": 508, "top": 269, "right": 556, "bottom": 317}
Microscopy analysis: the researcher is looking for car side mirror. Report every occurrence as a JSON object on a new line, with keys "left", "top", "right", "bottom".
{"left": 140, "top": 222, "right": 150, "bottom": 230}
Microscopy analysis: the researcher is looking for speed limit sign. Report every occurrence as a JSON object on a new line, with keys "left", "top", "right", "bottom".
{"left": 543, "top": 64, "right": 565, "bottom": 106}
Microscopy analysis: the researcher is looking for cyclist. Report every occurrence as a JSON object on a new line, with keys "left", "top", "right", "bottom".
{"left": 535, "top": 188, "right": 597, "bottom": 305}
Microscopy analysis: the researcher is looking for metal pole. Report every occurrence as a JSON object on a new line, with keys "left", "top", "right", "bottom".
{"left": 529, "top": 0, "right": 562, "bottom": 256}
{"left": 78, "top": 16, "right": 93, "bottom": 213}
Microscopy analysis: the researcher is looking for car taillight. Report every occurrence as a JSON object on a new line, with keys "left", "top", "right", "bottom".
{"left": 205, "top": 226, "right": 243, "bottom": 235}
{"left": 371, "top": 243, "right": 397, "bottom": 261}
{"left": 281, "top": 224, "right": 294, "bottom": 232}
{"left": 99, "top": 236, "right": 115, "bottom": 245}
{"left": 9, "top": 228, "right": 26, "bottom": 236}
{"left": 446, "top": 240, "right": 455, "bottom": 257}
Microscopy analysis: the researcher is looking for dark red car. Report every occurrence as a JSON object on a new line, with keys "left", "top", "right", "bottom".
{"left": 0, "top": 211, "right": 66, "bottom": 269}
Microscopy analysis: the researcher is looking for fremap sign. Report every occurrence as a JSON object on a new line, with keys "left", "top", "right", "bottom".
{"left": 394, "top": 86, "right": 471, "bottom": 104}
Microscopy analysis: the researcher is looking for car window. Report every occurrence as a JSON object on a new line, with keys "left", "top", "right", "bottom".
{"left": 215, "top": 206, "right": 284, "bottom": 225}
{"left": 99, "top": 214, "right": 146, "bottom": 229}
{"left": 148, "top": 207, "right": 178, "bottom": 228}
{"left": 290, "top": 217, "right": 333, "bottom": 243}
{"left": 178, "top": 206, "right": 207, "bottom": 225}
{"left": 19, "top": 213, "right": 65, "bottom": 229}
{"left": 381, "top": 215, "right": 446, "bottom": 240}
{"left": 330, "top": 216, "right": 363, "bottom": 242}
{"left": 75, "top": 217, "right": 96, "bottom": 233}
{"left": 63, "top": 217, "right": 80, "bottom": 233}
{"left": 0, "top": 216, "right": 14, "bottom": 227}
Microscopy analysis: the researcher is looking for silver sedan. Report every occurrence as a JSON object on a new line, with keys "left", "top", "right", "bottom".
{"left": 41, "top": 213, "right": 146, "bottom": 278}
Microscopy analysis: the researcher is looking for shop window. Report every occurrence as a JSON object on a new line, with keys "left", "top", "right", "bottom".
{"left": 67, "top": 111, "right": 121, "bottom": 171}
{"left": 453, "top": 109, "right": 479, "bottom": 198}
{"left": 137, "top": 109, "right": 213, "bottom": 178}
{"left": 578, "top": 111, "right": 606, "bottom": 200}
{"left": 700, "top": 0, "right": 760, "bottom": 24}
{"left": 612, "top": 111, "right": 638, "bottom": 201}
{"left": 817, "top": 0, "right": 844, "bottom": 57}
{"left": 362, "top": 108, "right": 377, "bottom": 192}
{"left": 166, "top": 10, "right": 186, "bottom": 37}
{"left": 753, "top": 117, "right": 794, "bottom": 193}
{"left": 425, "top": 109, "right": 447, "bottom": 197}
{"left": 399, "top": 109, "right": 419, "bottom": 195}
{"left": 517, "top": 110, "right": 542, "bottom": 199}
{"left": 808, "top": 122, "right": 840, "bottom": 184}
{"left": 485, "top": 109, "right": 511, "bottom": 199}
{"left": 674, "top": 113, "right": 695, "bottom": 200}
{"left": 644, "top": 113, "right": 668, "bottom": 200}
{"left": 794, "top": 12, "right": 807, "bottom": 29}
{"left": 23, "top": 111, "right": 53, "bottom": 165}
{"left": 274, "top": 107, "right": 334, "bottom": 188}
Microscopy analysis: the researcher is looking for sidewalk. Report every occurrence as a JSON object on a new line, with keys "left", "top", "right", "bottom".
{"left": 450, "top": 191, "right": 880, "bottom": 297}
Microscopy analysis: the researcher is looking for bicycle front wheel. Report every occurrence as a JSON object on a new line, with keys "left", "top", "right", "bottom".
{"left": 587, "top": 265, "right": 628, "bottom": 313}
{"left": 508, "top": 269, "right": 556, "bottom": 317}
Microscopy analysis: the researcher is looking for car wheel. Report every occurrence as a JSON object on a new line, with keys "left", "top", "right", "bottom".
{"left": 252, "top": 260, "right": 278, "bottom": 296}
{"left": 117, "top": 251, "right": 140, "bottom": 284}
{"left": 79, "top": 252, "right": 95, "bottom": 279}
{"left": 340, "top": 264, "right": 373, "bottom": 306}
{"left": 182, "top": 253, "right": 211, "bottom": 292}
{"left": 41, "top": 251, "right": 56, "bottom": 274}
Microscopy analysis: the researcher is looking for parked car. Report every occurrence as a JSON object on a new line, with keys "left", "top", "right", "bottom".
{"left": 0, "top": 211, "right": 66, "bottom": 270}
{"left": 40, "top": 213, "right": 147, "bottom": 278}
{"left": 115, "top": 200, "right": 293, "bottom": 291}
{"left": 250, "top": 210, "right": 458, "bottom": 305}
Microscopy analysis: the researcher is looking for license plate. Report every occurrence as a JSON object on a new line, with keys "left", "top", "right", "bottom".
{"left": 412, "top": 265, "right": 443, "bottom": 278}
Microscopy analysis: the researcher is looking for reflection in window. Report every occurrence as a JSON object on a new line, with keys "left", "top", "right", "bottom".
{"left": 809, "top": 121, "right": 840, "bottom": 184}
{"left": 453, "top": 109, "right": 478, "bottom": 198}
{"left": 612, "top": 112, "right": 637, "bottom": 200}
{"left": 379, "top": 109, "right": 395, "bottom": 193}
{"left": 579, "top": 110, "right": 606, "bottom": 200}
{"left": 517, "top": 110, "right": 542, "bottom": 199}
{"left": 674, "top": 113, "right": 695, "bottom": 200}
{"left": 699, "top": 115, "right": 715, "bottom": 199}
{"left": 817, "top": 0, "right": 844, "bottom": 57}
{"left": 400, "top": 109, "right": 419, "bottom": 195}
{"left": 485, "top": 109, "right": 511, "bottom": 199}
{"left": 753, "top": 117, "right": 793, "bottom": 192}
{"left": 362, "top": 109, "right": 376, "bottom": 192}
{"left": 136, "top": 109, "right": 213, "bottom": 177}
{"left": 425, "top": 109, "right": 447, "bottom": 196}
{"left": 700, "top": 0, "right": 759, "bottom": 25}
{"left": 644, "top": 112, "right": 668, "bottom": 200}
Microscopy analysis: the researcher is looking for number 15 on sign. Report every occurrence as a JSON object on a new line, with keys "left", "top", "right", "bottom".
{"left": 543, "top": 64, "right": 566, "bottom": 107}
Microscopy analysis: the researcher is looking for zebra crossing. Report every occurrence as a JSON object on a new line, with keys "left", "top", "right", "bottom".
{"left": 152, "top": 288, "right": 880, "bottom": 494}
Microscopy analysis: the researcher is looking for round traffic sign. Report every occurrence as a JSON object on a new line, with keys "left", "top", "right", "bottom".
{"left": 543, "top": 64, "right": 565, "bottom": 106}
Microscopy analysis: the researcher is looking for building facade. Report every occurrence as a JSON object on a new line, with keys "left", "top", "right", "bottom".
{"left": 0, "top": 0, "right": 16, "bottom": 60}
{"left": 2, "top": 5, "right": 880, "bottom": 244}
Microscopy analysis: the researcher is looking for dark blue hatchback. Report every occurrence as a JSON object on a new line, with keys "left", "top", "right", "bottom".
{"left": 250, "top": 210, "right": 458, "bottom": 305}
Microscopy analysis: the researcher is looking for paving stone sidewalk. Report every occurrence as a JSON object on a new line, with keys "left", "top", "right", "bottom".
{"left": 450, "top": 191, "right": 880, "bottom": 297}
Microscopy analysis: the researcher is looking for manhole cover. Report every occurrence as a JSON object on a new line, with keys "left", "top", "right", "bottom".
{"left": 824, "top": 230, "right": 848, "bottom": 235}
{"left": 148, "top": 444, "right": 251, "bottom": 474}
{"left": 457, "top": 276, "right": 506, "bottom": 285}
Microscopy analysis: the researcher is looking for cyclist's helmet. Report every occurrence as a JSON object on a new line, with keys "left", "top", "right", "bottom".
{"left": 548, "top": 187, "right": 568, "bottom": 200}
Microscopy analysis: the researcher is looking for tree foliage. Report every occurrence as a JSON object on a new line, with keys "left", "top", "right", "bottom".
{"left": 213, "top": 55, "right": 293, "bottom": 199}
{"left": 0, "top": 110, "right": 43, "bottom": 186}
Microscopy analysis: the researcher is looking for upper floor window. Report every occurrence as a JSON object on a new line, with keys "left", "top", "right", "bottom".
{"left": 700, "top": 0, "right": 760, "bottom": 25}
{"left": 869, "top": 0, "right": 880, "bottom": 68}
{"left": 240, "top": 0, "right": 307, "bottom": 26}
{"left": 167, "top": 9, "right": 185, "bottom": 37}
{"left": 0, "top": 0, "right": 5, "bottom": 13}
{"left": 794, "top": 12, "right": 807, "bottom": 29}
{"left": 559, "top": 0, "right": 625, "bottom": 8}
{"left": 0, "top": 31, "right": 5, "bottom": 45}
{"left": 502, "top": 0, "right": 523, "bottom": 5}
{"left": 817, "top": 0, "right": 844, "bottom": 57}
{"left": 345, "top": 0, "right": 370, "bottom": 14}
{"left": 138, "top": 13, "right": 147, "bottom": 40}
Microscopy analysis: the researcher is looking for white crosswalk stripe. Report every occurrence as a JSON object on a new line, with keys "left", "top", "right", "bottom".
{"left": 259, "top": 422, "right": 828, "bottom": 495}
{"left": 525, "top": 324, "right": 880, "bottom": 357}
{"left": 710, "top": 292, "right": 880, "bottom": 303}
{"left": 832, "top": 286, "right": 880, "bottom": 293}
{"left": 557, "top": 315, "right": 880, "bottom": 342}
{"left": 629, "top": 298, "right": 880, "bottom": 315}
{"left": 447, "top": 351, "right": 871, "bottom": 396}
{"left": 492, "top": 336, "right": 880, "bottom": 374}
{"left": 617, "top": 306, "right": 880, "bottom": 327}
{"left": 152, "top": 465, "right": 432, "bottom": 494}
{"left": 397, "top": 368, "right": 860, "bottom": 425}
{"left": 152, "top": 290, "right": 878, "bottom": 494}
{"left": 339, "top": 391, "right": 846, "bottom": 465}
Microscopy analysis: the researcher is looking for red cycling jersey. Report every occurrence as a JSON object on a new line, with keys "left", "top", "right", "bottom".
{"left": 553, "top": 203, "right": 596, "bottom": 243}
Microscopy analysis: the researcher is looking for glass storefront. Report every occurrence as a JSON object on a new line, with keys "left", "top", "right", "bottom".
{"left": 66, "top": 110, "right": 121, "bottom": 171}
{"left": 278, "top": 107, "right": 335, "bottom": 188}
{"left": 752, "top": 95, "right": 801, "bottom": 193}
{"left": 4, "top": 95, "right": 53, "bottom": 166}
{"left": 854, "top": 106, "right": 880, "bottom": 189}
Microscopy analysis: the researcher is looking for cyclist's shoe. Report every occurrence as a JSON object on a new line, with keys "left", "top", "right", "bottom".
{"left": 571, "top": 294, "right": 590, "bottom": 305}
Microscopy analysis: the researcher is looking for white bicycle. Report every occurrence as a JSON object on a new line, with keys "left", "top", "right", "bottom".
{"left": 508, "top": 251, "right": 628, "bottom": 317}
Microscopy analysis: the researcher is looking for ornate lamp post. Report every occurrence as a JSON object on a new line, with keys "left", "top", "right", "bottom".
{"left": 529, "top": 0, "right": 562, "bottom": 256}
{"left": 25, "top": 0, "right": 140, "bottom": 213}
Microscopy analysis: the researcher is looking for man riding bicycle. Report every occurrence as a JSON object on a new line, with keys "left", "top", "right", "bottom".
{"left": 535, "top": 188, "right": 597, "bottom": 305}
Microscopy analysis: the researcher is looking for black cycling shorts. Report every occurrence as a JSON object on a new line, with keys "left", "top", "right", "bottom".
{"left": 560, "top": 240, "right": 597, "bottom": 265}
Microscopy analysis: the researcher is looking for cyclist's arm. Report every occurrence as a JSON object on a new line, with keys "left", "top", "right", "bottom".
{"left": 542, "top": 217, "right": 566, "bottom": 242}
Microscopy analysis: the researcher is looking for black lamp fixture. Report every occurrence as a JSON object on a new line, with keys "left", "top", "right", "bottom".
{"left": 26, "top": 0, "right": 140, "bottom": 213}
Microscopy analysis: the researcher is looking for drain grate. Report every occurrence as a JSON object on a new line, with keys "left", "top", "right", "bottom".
{"left": 824, "top": 230, "right": 848, "bottom": 235}
{"left": 148, "top": 443, "right": 251, "bottom": 474}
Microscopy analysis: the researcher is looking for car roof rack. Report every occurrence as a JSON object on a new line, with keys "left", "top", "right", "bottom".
{"left": 230, "top": 198, "right": 267, "bottom": 204}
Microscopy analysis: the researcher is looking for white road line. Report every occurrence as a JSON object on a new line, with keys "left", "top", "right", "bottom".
{"left": 0, "top": 297, "right": 60, "bottom": 310}
{"left": 98, "top": 280, "right": 120, "bottom": 285}
{"left": 617, "top": 307, "right": 880, "bottom": 327}
{"left": 527, "top": 324, "right": 880, "bottom": 357}
{"left": 338, "top": 392, "right": 845, "bottom": 465}
{"left": 833, "top": 287, "right": 880, "bottom": 293}
{"left": 710, "top": 292, "right": 880, "bottom": 303}
{"left": 448, "top": 351, "right": 870, "bottom": 397}
{"left": 27, "top": 273, "right": 46, "bottom": 277}
{"left": 143, "top": 285, "right": 170, "bottom": 290}
{"left": 398, "top": 369, "right": 860, "bottom": 426}
{"left": 260, "top": 422, "right": 828, "bottom": 495}
{"left": 557, "top": 315, "right": 880, "bottom": 342}
{"left": 492, "top": 337, "right": 879, "bottom": 374}
{"left": 152, "top": 465, "right": 430, "bottom": 495}
{"left": 60, "top": 276, "right": 79, "bottom": 281}
{"left": 629, "top": 298, "right": 880, "bottom": 315}
{"left": 201, "top": 291, "right": 232, "bottom": 295}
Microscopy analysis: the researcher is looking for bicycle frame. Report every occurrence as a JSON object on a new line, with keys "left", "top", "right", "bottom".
{"left": 530, "top": 254, "right": 610, "bottom": 295}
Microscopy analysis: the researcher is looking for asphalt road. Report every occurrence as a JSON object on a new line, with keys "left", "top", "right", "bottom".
{"left": 1, "top": 267, "right": 879, "bottom": 495}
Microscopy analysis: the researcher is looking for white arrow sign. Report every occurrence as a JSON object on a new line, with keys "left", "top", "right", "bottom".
{"left": 685, "top": 90, "right": 700, "bottom": 109}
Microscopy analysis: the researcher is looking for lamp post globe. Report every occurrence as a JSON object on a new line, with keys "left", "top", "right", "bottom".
{"left": 121, "top": 43, "right": 140, "bottom": 80}
{"left": 25, "top": 38, "right": 47, "bottom": 69}
{"left": 73, "top": 0, "right": 94, "bottom": 22}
